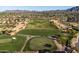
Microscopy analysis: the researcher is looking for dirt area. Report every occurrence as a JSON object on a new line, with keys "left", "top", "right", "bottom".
{"left": 9, "top": 22, "right": 28, "bottom": 36}
{"left": 71, "top": 33, "right": 79, "bottom": 48}
{"left": 50, "top": 18, "right": 70, "bottom": 31}
{"left": 53, "top": 40, "right": 64, "bottom": 51}
{"left": 69, "top": 22, "right": 79, "bottom": 27}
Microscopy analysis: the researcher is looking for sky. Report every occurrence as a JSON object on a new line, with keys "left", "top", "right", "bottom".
{"left": 0, "top": 6, "right": 73, "bottom": 11}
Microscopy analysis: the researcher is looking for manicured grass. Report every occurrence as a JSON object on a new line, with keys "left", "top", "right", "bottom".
{"left": 24, "top": 37, "right": 57, "bottom": 51}
{"left": 18, "top": 29, "right": 61, "bottom": 36}
{"left": 0, "top": 39, "right": 12, "bottom": 43}
{"left": 0, "top": 35, "right": 26, "bottom": 52}
{"left": 18, "top": 19, "right": 62, "bottom": 36}
{"left": 0, "top": 34, "right": 11, "bottom": 39}
{"left": 28, "top": 19, "right": 58, "bottom": 29}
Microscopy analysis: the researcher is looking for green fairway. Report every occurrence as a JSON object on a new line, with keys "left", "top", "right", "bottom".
{"left": 18, "top": 29, "right": 61, "bottom": 36}
{"left": 0, "top": 35, "right": 11, "bottom": 39}
{"left": 27, "top": 19, "right": 58, "bottom": 29}
{"left": 0, "top": 39, "right": 12, "bottom": 43}
{"left": 0, "top": 35, "right": 26, "bottom": 52}
{"left": 18, "top": 19, "right": 62, "bottom": 36}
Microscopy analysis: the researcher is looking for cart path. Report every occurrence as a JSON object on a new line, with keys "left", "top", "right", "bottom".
{"left": 20, "top": 35, "right": 40, "bottom": 52}
{"left": 20, "top": 35, "right": 34, "bottom": 52}
{"left": 53, "top": 40, "right": 64, "bottom": 51}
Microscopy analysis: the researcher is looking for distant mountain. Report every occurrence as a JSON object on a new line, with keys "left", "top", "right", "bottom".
{"left": 5, "top": 10, "right": 29, "bottom": 12}
{"left": 67, "top": 6, "right": 79, "bottom": 11}
{"left": 3, "top": 6, "right": 79, "bottom": 13}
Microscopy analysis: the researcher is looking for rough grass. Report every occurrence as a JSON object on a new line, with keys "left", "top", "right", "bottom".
{"left": 24, "top": 37, "right": 57, "bottom": 51}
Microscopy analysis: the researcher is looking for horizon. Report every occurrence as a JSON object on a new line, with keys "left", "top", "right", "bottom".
{"left": 0, "top": 6, "right": 73, "bottom": 11}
